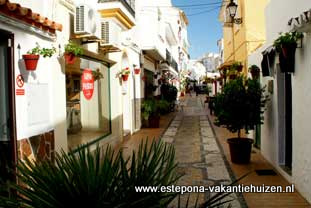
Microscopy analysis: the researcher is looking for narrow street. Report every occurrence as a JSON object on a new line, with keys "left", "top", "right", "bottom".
{"left": 2, "top": 0, "right": 311, "bottom": 207}
{"left": 163, "top": 95, "right": 246, "bottom": 207}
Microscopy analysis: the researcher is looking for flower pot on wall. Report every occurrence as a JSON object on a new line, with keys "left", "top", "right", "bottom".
{"left": 279, "top": 43, "right": 297, "bottom": 73}
{"left": 122, "top": 74, "right": 129, "bottom": 81}
{"left": 227, "top": 138, "right": 253, "bottom": 164}
{"left": 23, "top": 54, "right": 40, "bottom": 71}
{"left": 64, "top": 53, "right": 76, "bottom": 65}
{"left": 134, "top": 68, "right": 140, "bottom": 74}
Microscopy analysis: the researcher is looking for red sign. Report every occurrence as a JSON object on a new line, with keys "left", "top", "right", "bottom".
{"left": 16, "top": 89, "right": 25, "bottom": 96}
{"left": 81, "top": 69, "right": 94, "bottom": 100}
{"left": 16, "top": 74, "right": 24, "bottom": 88}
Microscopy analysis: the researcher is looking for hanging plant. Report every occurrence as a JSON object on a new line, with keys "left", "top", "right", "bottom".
{"left": 273, "top": 31, "right": 303, "bottom": 73}
{"left": 64, "top": 41, "right": 84, "bottom": 64}
{"left": 92, "top": 69, "right": 104, "bottom": 81}
{"left": 23, "top": 43, "right": 56, "bottom": 71}
{"left": 134, "top": 68, "right": 141, "bottom": 74}
{"left": 117, "top": 67, "right": 130, "bottom": 81}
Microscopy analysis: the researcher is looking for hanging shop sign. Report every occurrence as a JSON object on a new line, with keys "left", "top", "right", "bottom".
{"left": 81, "top": 69, "right": 94, "bottom": 100}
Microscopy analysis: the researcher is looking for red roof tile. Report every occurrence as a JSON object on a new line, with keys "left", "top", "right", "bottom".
{"left": 0, "top": 0, "right": 62, "bottom": 33}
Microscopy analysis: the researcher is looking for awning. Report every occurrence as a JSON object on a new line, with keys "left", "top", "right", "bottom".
{"left": 0, "top": 0, "right": 63, "bottom": 34}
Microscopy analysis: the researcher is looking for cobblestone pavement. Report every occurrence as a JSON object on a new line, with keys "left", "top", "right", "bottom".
{"left": 163, "top": 96, "right": 245, "bottom": 208}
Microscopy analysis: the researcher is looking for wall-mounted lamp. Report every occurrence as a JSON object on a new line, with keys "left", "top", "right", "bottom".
{"left": 226, "top": 0, "right": 242, "bottom": 25}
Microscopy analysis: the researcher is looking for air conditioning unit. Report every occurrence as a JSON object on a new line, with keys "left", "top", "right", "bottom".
{"left": 74, "top": 4, "right": 100, "bottom": 39}
{"left": 100, "top": 21, "right": 121, "bottom": 47}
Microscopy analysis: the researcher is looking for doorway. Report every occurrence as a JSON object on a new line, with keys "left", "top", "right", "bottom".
{"left": 277, "top": 69, "right": 292, "bottom": 174}
{"left": 0, "top": 29, "right": 17, "bottom": 184}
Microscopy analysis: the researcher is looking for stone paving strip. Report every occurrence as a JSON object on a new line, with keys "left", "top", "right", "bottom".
{"left": 162, "top": 97, "right": 244, "bottom": 208}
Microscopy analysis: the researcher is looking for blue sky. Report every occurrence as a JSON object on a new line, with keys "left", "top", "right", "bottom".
{"left": 172, "top": 0, "right": 223, "bottom": 59}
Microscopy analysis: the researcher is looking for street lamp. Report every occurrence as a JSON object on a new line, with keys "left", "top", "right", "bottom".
{"left": 226, "top": 0, "right": 242, "bottom": 24}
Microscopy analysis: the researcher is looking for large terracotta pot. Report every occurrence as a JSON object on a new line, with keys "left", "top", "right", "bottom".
{"left": 227, "top": 138, "right": 253, "bottom": 164}
{"left": 23, "top": 54, "right": 40, "bottom": 71}
{"left": 149, "top": 115, "right": 160, "bottom": 128}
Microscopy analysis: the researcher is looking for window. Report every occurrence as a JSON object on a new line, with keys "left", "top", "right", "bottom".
{"left": 66, "top": 58, "right": 111, "bottom": 150}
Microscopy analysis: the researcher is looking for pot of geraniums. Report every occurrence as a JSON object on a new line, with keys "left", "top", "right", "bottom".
{"left": 249, "top": 65, "right": 260, "bottom": 80}
{"left": 64, "top": 41, "right": 83, "bottom": 65}
{"left": 118, "top": 67, "right": 130, "bottom": 81}
{"left": 23, "top": 44, "right": 56, "bottom": 71}
{"left": 273, "top": 31, "right": 303, "bottom": 73}
{"left": 141, "top": 99, "right": 160, "bottom": 128}
{"left": 134, "top": 68, "right": 141, "bottom": 74}
{"left": 214, "top": 76, "right": 268, "bottom": 164}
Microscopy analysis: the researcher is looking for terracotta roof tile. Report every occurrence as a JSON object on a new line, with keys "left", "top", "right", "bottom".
{"left": 0, "top": 0, "right": 62, "bottom": 33}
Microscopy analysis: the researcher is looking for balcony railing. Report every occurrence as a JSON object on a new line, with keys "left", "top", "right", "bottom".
{"left": 165, "top": 49, "right": 178, "bottom": 73}
{"left": 98, "top": 0, "right": 135, "bottom": 17}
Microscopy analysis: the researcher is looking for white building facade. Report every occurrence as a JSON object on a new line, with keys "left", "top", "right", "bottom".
{"left": 248, "top": 0, "right": 311, "bottom": 203}
{"left": 199, "top": 53, "right": 221, "bottom": 73}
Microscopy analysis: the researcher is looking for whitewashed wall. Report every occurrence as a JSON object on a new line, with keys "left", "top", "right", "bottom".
{"left": 248, "top": 0, "right": 311, "bottom": 203}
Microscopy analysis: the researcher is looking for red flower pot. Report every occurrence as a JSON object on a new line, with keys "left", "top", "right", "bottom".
{"left": 180, "top": 92, "right": 185, "bottom": 97}
{"left": 134, "top": 68, "right": 140, "bottom": 74}
{"left": 122, "top": 74, "right": 129, "bottom": 81}
{"left": 64, "top": 53, "right": 76, "bottom": 64}
{"left": 23, "top": 54, "right": 40, "bottom": 71}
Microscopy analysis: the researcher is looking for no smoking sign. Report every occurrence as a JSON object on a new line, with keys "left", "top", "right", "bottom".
{"left": 16, "top": 74, "right": 25, "bottom": 96}
{"left": 16, "top": 74, "right": 24, "bottom": 88}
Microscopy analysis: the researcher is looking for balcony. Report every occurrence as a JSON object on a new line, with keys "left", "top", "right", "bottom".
{"left": 98, "top": 0, "right": 135, "bottom": 30}
{"left": 99, "top": 0, "right": 135, "bottom": 17}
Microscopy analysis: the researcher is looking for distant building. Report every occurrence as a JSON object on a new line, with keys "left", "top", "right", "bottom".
{"left": 188, "top": 60, "right": 206, "bottom": 81}
{"left": 217, "top": 38, "right": 224, "bottom": 65}
{"left": 198, "top": 53, "right": 221, "bottom": 73}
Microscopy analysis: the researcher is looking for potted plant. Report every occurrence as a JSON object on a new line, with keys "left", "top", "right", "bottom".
{"left": 141, "top": 99, "right": 160, "bottom": 128}
{"left": 273, "top": 31, "right": 303, "bottom": 73}
{"left": 117, "top": 67, "right": 130, "bottom": 81}
{"left": 92, "top": 69, "right": 104, "bottom": 81}
{"left": 23, "top": 44, "right": 56, "bottom": 71}
{"left": 249, "top": 65, "right": 260, "bottom": 80}
{"left": 228, "top": 69, "right": 238, "bottom": 80}
{"left": 231, "top": 61, "right": 243, "bottom": 72}
{"left": 64, "top": 41, "right": 83, "bottom": 64}
{"left": 214, "top": 77, "right": 268, "bottom": 164}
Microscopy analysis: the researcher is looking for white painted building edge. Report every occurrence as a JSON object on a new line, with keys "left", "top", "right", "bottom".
{"left": 248, "top": 0, "right": 311, "bottom": 203}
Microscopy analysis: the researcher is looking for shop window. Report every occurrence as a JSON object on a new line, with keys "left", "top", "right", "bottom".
{"left": 66, "top": 58, "right": 111, "bottom": 150}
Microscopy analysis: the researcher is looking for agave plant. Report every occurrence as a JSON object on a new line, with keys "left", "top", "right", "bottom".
{"left": 0, "top": 139, "right": 181, "bottom": 208}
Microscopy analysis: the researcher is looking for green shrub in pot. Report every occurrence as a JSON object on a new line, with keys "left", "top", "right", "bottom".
{"left": 214, "top": 76, "right": 268, "bottom": 163}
